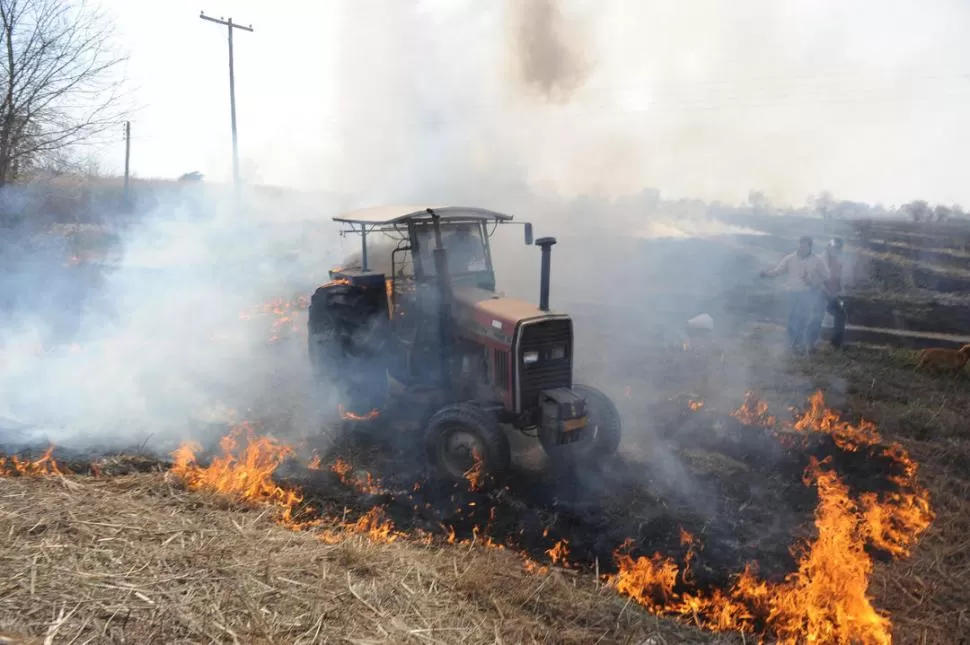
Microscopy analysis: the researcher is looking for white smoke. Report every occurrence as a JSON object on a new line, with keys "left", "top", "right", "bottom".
{"left": 0, "top": 188, "right": 351, "bottom": 453}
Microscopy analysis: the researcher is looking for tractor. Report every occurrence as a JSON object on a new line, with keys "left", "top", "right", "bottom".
{"left": 307, "top": 206, "right": 621, "bottom": 483}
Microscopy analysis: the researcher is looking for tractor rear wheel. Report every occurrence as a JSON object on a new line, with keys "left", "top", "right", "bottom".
{"left": 307, "top": 281, "right": 389, "bottom": 414}
{"left": 425, "top": 403, "right": 511, "bottom": 485}
{"left": 545, "top": 384, "right": 621, "bottom": 467}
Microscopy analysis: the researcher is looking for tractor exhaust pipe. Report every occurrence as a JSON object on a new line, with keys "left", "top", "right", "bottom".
{"left": 536, "top": 236, "right": 557, "bottom": 312}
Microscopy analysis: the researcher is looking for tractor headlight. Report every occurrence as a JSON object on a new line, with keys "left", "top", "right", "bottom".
{"left": 549, "top": 345, "right": 566, "bottom": 360}
{"left": 523, "top": 350, "right": 539, "bottom": 364}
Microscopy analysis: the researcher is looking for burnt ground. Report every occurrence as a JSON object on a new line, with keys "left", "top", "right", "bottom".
{"left": 269, "top": 404, "right": 909, "bottom": 590}
{"left": 262, "top": 329, "right": 970, "bottom": 643}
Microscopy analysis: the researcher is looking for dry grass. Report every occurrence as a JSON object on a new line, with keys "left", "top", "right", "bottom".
{"left": 0, "top": 473, "right": 724, "bottom": 645}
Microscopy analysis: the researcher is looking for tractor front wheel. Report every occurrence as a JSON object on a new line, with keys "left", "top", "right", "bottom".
{"left": 545, "top": 384, "right": 622, "bottom": 467}
{"left": 425, "top": 403, "right": 511, "bottom": 486}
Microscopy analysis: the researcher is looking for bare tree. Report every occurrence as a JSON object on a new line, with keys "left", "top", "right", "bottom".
{"left": 0, "top": 0, "right": 126, "bottom": 186}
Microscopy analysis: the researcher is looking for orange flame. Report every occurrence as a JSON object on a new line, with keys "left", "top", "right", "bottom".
{"left": 170, "top": 423, "right": 313, "bottom": 530}
{"left": 330, "top": 457, "right": 383, "bottom": 495}
{"left": 240, "top": 295, "right": 309, "bottom": 342}
{"left": 611, "top": 392, "right": 932, "bottom": 643}
{"left": 545, "top": 539, "right": 570, "bottom": 566}
{"left": 464, "top": 448, "right": 484, "bottom": 491}
{"left": 613, "top": 460, "right": 892, "bottom": 642}
{"left": 688, "top": 399, "right": 705, "bottom": 411}
{"left": 790, "top": 391, "right": 934, "bottom": 558}
{"left": 308, "top": 453, "right": 322, "bottom": 470}
{"left": 523, "top": 558, "right": 550, "bottom": 575}
{"left": 0, "top": 446, "right": 66, "bottom": 477}
{"left": 319, "top": 506, "right": 399, "bottom": 544}
{"left": 792, "top": 390, "right": 880, "bottom": 452}
{"left": 338, "top": 404, "right": 380, "bottom": 422}
{"left": 731, "top": 391, "right": 777, "bottom": 428}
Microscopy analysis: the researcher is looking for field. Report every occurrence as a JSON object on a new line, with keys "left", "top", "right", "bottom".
{"left": 2, "top": 205, "right": 970, "bottom": 644}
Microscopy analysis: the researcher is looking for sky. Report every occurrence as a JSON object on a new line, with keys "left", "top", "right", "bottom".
{"left": 90, "top": 0, "right": 970, "bottom": 207}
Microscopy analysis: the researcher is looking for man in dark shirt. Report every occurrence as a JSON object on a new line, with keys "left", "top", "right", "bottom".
{"left": 808, "top": 238, "right": 847, "bottom": 349}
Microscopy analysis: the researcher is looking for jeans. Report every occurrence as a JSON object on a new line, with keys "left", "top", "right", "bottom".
{"left": 807, "top": 295, "right": 846, "bottom": 349}
{"left": 787, "top": 291, "right": 818, "bottom": 349}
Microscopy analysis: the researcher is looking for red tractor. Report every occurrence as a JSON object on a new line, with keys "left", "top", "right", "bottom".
{"left": 308, "top": 206, "right": 621, "bottom": 482}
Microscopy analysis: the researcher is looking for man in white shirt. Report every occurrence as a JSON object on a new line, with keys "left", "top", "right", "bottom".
{"left": 759, "top": 236, "right": 830, "bottom": 352}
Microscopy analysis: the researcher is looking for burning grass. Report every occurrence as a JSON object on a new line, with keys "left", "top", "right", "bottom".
{"left": 0, "top": 343, "right": 952, "bottom": 643}
{"left": 26, "top": 390, "right": 927, "bottom": 642}
{"left": 238, "top": 294, "right": 309, "bottom": 343}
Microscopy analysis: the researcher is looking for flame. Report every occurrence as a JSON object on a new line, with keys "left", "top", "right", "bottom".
{"left": 330, "top": 457, "right": 383, "bottom": 495}
{"left": 319, "top": 506, "right": 399, "bottom": 544}
{"left": 731, "top": 391, "right": 777, "bottom": 427}
{"left": 0, "top": 446, "right": 66, "bottom": 477}
{"left": 612, "top": 460, "right": 892, "bottom": 642}
{"left": 337, "top": 404, "right": 380, "bottom": 422}
{"left": 611, "top": 392, "right": 932, "bottom": 643}
{"left": 170, "top": 428, "right": 404, "bottom": 545}
{"left": 688, "top": 399, "right": 705, "bottom": 411}
{"left": 239, "top": 295, "right": 309, "bottom": 342}
{"left": 308, "top": 453, "right": 322, "bottom": 470}
{"left": 330, "top": 457, "right": 352, "bottom": 481}
{"left": 464, "top": 448, "right": 484, "bottom": 491}
{"left": 792, "top": 390, "right": 881, "bottom": 452}
{"left": 790, "top": 391, "right": 934, "bottom": 558}
{"left": 545, "top": 539, "right": 570, "bottom": 566}
{"left": 170, "top": 423, "right": 313, "bottom": 530}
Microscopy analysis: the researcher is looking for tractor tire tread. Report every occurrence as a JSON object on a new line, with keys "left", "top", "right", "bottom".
{"left": 425, "top": 403, "right": 511, "bottom": 478}
{"left": 574, "top": 384, "right": 622, "bottom": 460}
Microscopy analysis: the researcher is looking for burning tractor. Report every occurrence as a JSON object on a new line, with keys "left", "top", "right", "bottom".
{"left": 307, "top": 206, "right": 621, "bottom": 483}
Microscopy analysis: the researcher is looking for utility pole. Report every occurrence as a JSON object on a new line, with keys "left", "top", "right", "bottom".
{"left": 199, "top": 11, "right": 253, "bottom": 205}
{"left": 123, "top": 121, "right": 131, "bottom": 209}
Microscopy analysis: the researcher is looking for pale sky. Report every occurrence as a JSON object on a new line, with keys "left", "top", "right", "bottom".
{"left": 91, "top": 0, "right": 970, "bottom": 207}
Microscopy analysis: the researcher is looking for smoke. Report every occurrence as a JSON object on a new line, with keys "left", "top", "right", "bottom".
{"left": 507, "top": 0, "right": 589, "bottom": 102}
{"left": 0, "top": 187, "right": 354, "bottom": 454}
{"left": 321, "top": 0, "right": 811, "bottom": 514}
{"left": 0, "top": 1, "right": 887, "bottom": 529}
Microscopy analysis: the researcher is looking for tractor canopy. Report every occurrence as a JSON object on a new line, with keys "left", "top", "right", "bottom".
{"left": 330, "top": 205, "right": 532, "bottom": 291}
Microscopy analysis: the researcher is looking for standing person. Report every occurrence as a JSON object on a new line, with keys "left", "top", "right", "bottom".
{"left": 759, "top": 236, "right": 830, "bottom": 352}
{"left": 808, "top": 238, "right": 847, "bottom": 349}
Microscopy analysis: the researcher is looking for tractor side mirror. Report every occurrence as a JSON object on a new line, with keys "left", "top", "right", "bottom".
{"left": 524, "top": 222, "right": 534, "bottom": 245}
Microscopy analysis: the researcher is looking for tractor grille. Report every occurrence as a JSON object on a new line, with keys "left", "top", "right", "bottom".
{"left": 517, "top": 318, "right": 573, "bottom": 412}
{"left": 494, "top": 349, "right": 510, "bottom": 389}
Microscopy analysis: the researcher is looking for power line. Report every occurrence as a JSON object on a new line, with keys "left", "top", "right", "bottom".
{"left": 200, "top": 11, "right": 254, "bottom": 206}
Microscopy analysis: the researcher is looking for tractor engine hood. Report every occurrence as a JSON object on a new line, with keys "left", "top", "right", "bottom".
{"left": 450, "top": 286, "right": 567, "bottom": 345}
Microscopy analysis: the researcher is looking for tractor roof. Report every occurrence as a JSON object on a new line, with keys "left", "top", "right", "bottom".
{"left": 333, "top": 205, "right": 513, "bottom": 226}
